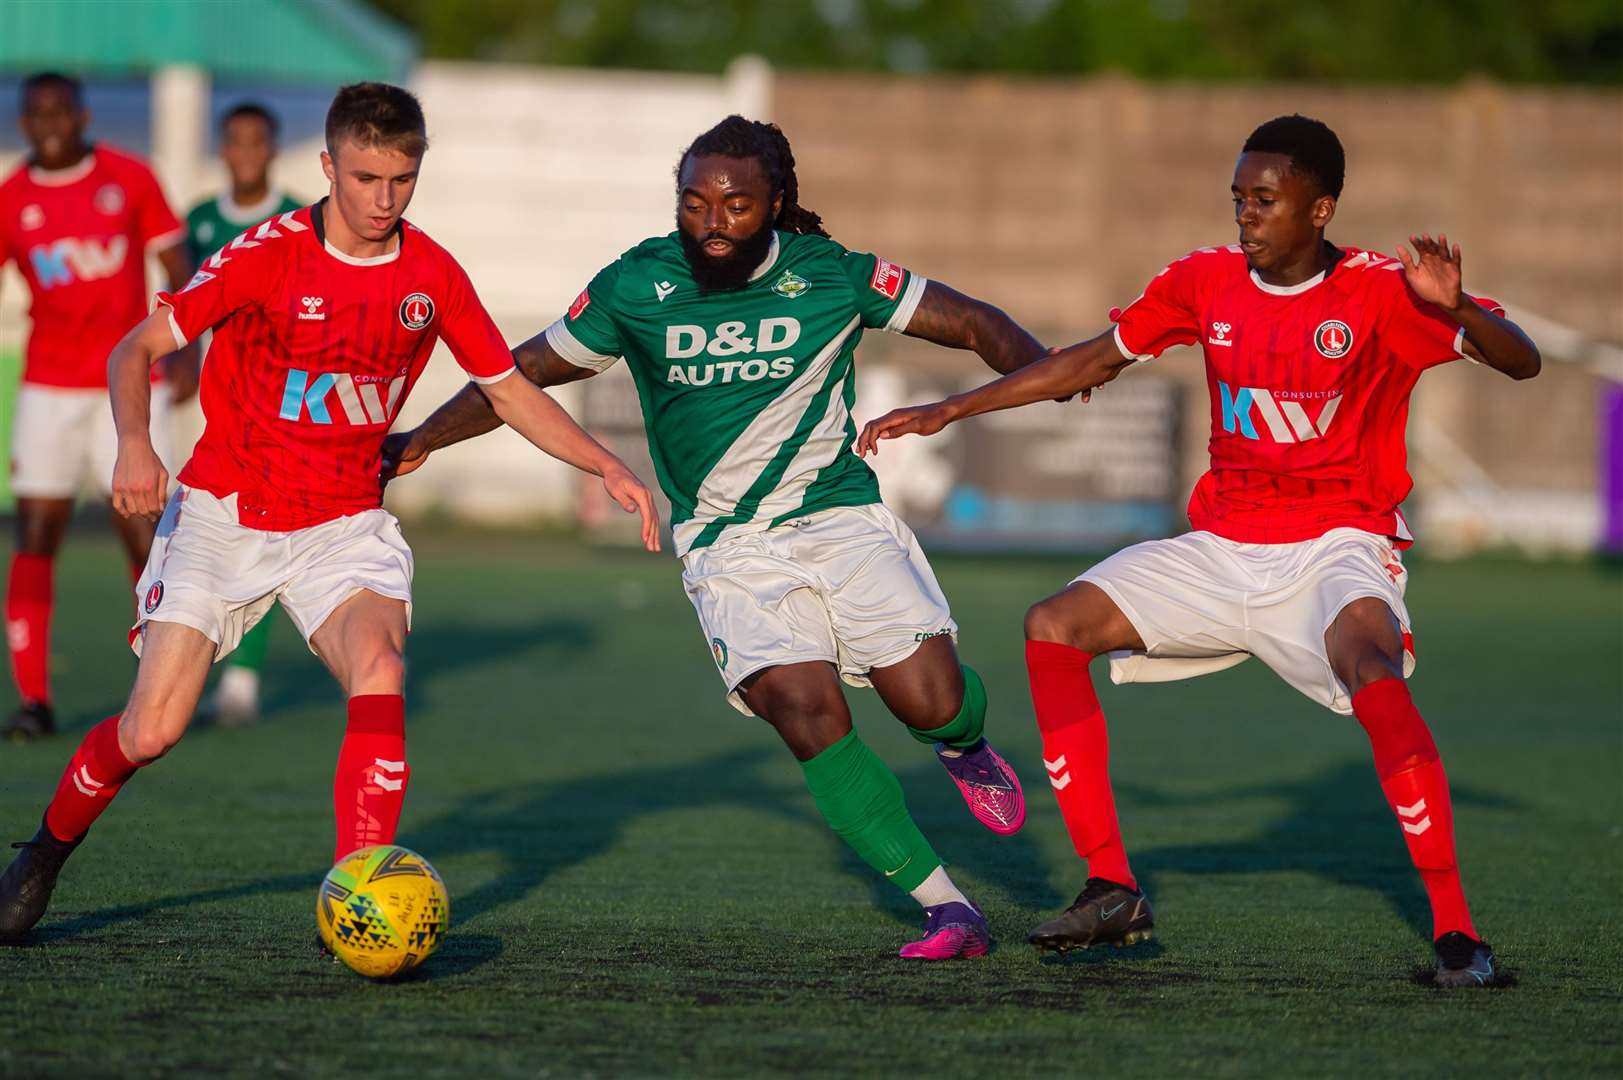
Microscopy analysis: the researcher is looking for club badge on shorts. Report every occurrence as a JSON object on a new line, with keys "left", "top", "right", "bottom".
{"left": 398, "top": 292, "right": 434, "bottom": 331}
{"left": 144, "top": 581, "right": 164, "bottom": 614}
{"left": 711, "top": 637, "right": 728, "bottom": 670}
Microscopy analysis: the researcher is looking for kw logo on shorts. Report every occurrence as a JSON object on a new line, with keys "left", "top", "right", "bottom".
{"left": 280, "top": 369, "right": 408, "bottom": 426}
{"left": 711, "top": 638, "right": 729, "bottom": 670}
{"left": 1217, "top": 380, "right": 1342, "bottom": 444}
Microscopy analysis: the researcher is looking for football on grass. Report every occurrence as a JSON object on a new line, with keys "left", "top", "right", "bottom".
{"left": 317, "top": 844, "right": 449, "bottom": 978}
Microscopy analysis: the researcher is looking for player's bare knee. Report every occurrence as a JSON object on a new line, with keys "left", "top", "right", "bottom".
{"left": 1024, "top": 595, "right": 1079, "bottom": 645}
{"left": 118, "top": 707, "right": 188, "bottom": 764}
{"left": 348, "top": 649, "right": 406, "bottom": 696}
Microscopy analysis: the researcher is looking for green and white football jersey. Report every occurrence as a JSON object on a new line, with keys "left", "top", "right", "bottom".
{"left": 547, "top": 231, "right": 927, "bottom": 555}
{"left": 184, "top": 189, "right": 304, "bottom": 264}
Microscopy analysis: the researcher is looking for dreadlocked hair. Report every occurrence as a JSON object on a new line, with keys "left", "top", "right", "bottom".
{"left": 678, "top": 115, "right": 830, "bottom": 238}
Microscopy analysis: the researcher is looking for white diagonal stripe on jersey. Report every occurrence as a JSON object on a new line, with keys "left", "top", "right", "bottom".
{"left": 1397, "top": 798, "right": 1427, "bottom": 818}
{"left": 1279, "top": 399, "right": 1318, "bottom": 441}
{"left": 743, "top": 363, "right": 856, "bottom": 527}
{"left": 332, "top": 375, "right": 369, "bottom": 424}
{"left": 1249, "top": 389, "right": 1295, "bottom": 442}
{"left": 1044, "top": 755, "right": 1068, "bottom": 772}
{"left": 1401, "top": 816, "right": 1432, "bottom": 835}
{"left": 374, "top": 758, "right": 406, "bottom": 771}
{"left": 1049, "top": 773, "right": 1072, "bottom": 791}
{"left": 77, "top": 765, "right": 104, "bottom": 789}
{"left": 373, "top": 775, "right": 405, "bottom": 792}
{"left": 672, "top": 315, "right": 859, "bottom": 554}
{"left": 276, "top": 210, "right": 308, "bottom": 232}
{"left": 384, "top": 376, "right": 406, "bottom": 419}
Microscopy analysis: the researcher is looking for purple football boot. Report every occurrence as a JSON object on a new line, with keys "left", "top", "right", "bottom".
{"left": 898, "top": 900, "right": 990, "bottom": 960}
{"left": 937, "top": 740, "right": 1026, "bottom": 835}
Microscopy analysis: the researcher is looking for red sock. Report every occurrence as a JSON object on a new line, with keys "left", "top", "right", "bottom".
{"left": 333, "top": 695, "right": 409, "bottom": 864}
{"left": 1353, "top": 677, "right": 1476, "bottom": 940}
{"left": 7, "top": 553, "right": 53, "bottom": 705}
{"left": 1025, "top": 640, "right": 1136, "bottom": 890}
{"left": 45, "top": 716, "right": 142, "bottom": 841}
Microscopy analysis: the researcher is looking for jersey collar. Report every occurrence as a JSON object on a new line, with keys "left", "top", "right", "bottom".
{"left": 310, "top": 196, "right": 402, "bottom": 266}
{"left": 27, "top": 149, "right": 96, "bottom": 187}
{"left": 747, "top": 231, "right": 781, "bottom": 283}
{"left": 217, "top": 189, "right": 287, "bottom": 227}
{"left": 1247, "top": 243, "right": 1345, "bottom": 296}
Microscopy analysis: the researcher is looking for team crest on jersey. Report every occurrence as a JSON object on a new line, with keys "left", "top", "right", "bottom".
{"left": 1313, "top": 319, "right": 1354, "bottom": 359}
{"left": 143, "top": 581, "right": 164, "bottom": 614}
{"left": 398, "top": 292, "right": 434, "bottom": 331}
{"left": 870, "top": 258, "right": 904, "bottom": 300}
{"left": 19, "top": 204, "right": 44, "bottom": 231}
{"left": 711, "top": 637, "right": 728, "bottom": 670}
{"left": 772, "top": 270, "right": 810, "bottom": 299}
{"left": 94, "top": 184, "right": 125, "bottom": 215}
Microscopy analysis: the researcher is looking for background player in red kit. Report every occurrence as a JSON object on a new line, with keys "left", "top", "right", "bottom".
{"left": 0, "top": 82, "right": 659, "bottom": 943}
{"left": 857, "top": 115, "right": 1540, "bottom": 987}
{"left": 0, "top": 72, "right": 197, "bottom": 740}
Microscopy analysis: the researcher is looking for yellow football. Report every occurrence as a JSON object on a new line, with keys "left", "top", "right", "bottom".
{"left": 316, "top": 844, "right": 449, "bottom": 978}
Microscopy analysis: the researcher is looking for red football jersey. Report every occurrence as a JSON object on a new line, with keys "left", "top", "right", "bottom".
{"left": 0, "top": 145, "right": 184, "bottom": 388}
{"left": 157, "top": 201, "right": 516, "bottom": 531}
{"left": 1113, "top": 244, "right": 1502, "bottom": 546}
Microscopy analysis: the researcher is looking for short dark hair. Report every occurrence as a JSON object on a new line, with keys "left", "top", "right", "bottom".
{"left": 677, "top": 115, "right": 829, "bottom": 239}
{"left": 1242, "top": 114, "right": 1345, "bottom": 198}
{"left": 221, "top": 101, "right": 279, "bottom": 138}
{"left": 20, "top": 71, "right": 83, "bottom": 112}
{"left": 324, "top": 82, "right": 426, "bottom": 157}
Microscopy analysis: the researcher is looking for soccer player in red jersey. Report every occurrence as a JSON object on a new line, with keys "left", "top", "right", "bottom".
{"left": 0, "top": 83, "right": 659, "bottom": 944}
{"left": 857, "top": 115, "right": 1539, "bottom": 987}
{"left": 0, "top": 72, "right": 198, "bottom": 741}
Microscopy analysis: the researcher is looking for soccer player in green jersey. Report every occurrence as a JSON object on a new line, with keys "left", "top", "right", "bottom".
{"left": 183, "top": 102, "right": 304, "bottom": 726}
{"left": 385, "top": 117, "right": 1051, "bottom": 958}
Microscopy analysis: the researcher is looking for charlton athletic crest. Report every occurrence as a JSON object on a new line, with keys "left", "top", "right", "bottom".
{"left": 143, "top": 581, "right": 164, "bottom": 614}
{"left": 399, "top": 292, "right": 434, "bottom": 331}
{"left": 1313, "top": 319, "right": 1354, "bottom": 359}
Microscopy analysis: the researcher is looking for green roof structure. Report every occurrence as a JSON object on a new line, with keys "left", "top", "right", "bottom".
{"left": 0, "top": 0, "right": 415, "bottom": 82}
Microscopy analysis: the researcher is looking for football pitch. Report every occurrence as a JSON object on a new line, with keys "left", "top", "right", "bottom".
{"left": 1, "top": 525, "right": 1619, "bottom": 1077}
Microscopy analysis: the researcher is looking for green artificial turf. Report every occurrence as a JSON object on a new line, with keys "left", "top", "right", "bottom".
{"left": 2, "top": 527, "right": 1619, "bottom": 1077}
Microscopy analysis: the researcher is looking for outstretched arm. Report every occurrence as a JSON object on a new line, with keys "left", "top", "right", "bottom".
{"left": 1397, "top": 233, "right": 1540, "bottom": 380}
{"left": 382, "top": 331, "right": 596, "bottom": 481}
{"left": 477, "top": 369, "right": 660, "bottom": 551}
{"left": 856, "top": 329, "right": 1134, "bottom": 455}
{"left": 902, "top": 281, "right": 1047, "bottom": 374}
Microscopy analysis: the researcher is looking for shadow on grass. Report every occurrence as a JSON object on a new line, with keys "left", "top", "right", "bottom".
{"left": 20, "top": 730, "right": 1056, "bottom": 960}
{"left": 254, "top": 615, "right": 597, "bottom": 715}
{"left": 1122, "top": 760, "right": 1522, "bottom": 940}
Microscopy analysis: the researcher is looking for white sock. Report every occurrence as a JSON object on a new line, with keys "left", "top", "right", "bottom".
{"left": 216, "top": 666, "right": 260, "bottom": 707}
{"left": 910, "top": 865, "right": 971, "bottom": 908}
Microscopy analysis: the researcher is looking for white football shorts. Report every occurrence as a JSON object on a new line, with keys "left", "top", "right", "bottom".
{"left": 131, "top": 486, "right": 414, "bottom": 662}
{"left": 1078, "top": 527, "right": 1416, "bottom": 715}
{"left": 10, "top": 382, "right": 176, "bottom": 499}
{"left": 681, "top": 503, "right": 957, "bottom": 716}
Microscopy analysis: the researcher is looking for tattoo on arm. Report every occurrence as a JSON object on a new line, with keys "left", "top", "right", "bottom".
{"left": 903, "top": 281, "right": 1046, "bottom": 374}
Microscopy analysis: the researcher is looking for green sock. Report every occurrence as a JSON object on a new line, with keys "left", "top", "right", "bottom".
{"left": 799, "top": 730, "right": 941, "bottom": 893}
{"left": 232, "top": 615, "right": 273, "bottom": 673}
{"left": 905, "top": 664, "right": 986, "bottom": 749}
